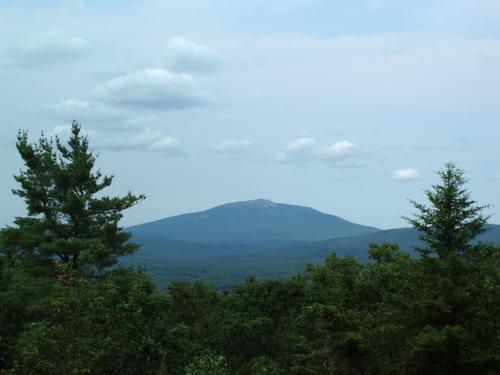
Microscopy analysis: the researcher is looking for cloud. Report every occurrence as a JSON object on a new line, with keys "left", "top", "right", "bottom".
{"left": 50, "top": 124, "right": 72, "bottom": 136}
{"left": 277, "top": 137, "right": 361, "bottom": 167}
{"left": 392, "top": 168, "right": 420, "bottom": 180}
{"left": 48, "top": 124, "right": 96, "bottom": 139}
{"left": 0, "top": 30, "right": 88, "bottom": 68}
{"left": 50, "top": 126, "right": 182, "bottom": 156}
{"left": 48, "top": 99, "right": 90, "bottom": 113}
{"left": 46, "top": 99, "right": 128, "bottom": 126}
{"left": 164, "top": 37, "right": 219, "bottom": 73}
{"left": 48, "top": 99, "right": 168, "bottom": 131}
{"left": 211, "top": 139, "right": 253, "bottom": 154}
{"left": 229, "top": 33, "right": 500, "bottom": 112}
{"left": 285, "top": 137, "right": 316, "bottom": 153}
{"left": 91, "top": 68, "right": 210, "bottom": 111}
{"left": 96, "top": 128, "right": 184, "bottom": 156}
{"left": 321, "top": 140, "right": 356, "bottom": 158}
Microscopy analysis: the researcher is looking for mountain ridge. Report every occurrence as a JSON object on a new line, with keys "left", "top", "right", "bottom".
{"left": 128, "top": 199, "right": 380, "bottom": 243}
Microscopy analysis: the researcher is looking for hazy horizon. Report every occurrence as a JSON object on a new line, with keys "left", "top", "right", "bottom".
{"left": 1, "top": 0, "right": 499, "bottom": 229}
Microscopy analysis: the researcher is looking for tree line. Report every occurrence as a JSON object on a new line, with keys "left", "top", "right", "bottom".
{"left": 1, "top": 122, "right": 499, "bottom": 374}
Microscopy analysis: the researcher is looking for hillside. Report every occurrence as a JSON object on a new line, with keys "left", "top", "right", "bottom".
{"left": 285, "top": 224, "right": 500, "bottom": 261}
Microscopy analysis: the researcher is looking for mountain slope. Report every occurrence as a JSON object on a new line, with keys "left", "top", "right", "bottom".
{"left": 309, "top": 224, "right": 500, "bottom": 256}
{"left": 125, "top": 224, "right": 500, "bottom": 289}
{"left": 128, "top": 199, "right": 380, "bottom": 243}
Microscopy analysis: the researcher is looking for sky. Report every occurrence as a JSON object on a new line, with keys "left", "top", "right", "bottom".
{"left": 1, "top": 0, "right": 499, "bottom": 229}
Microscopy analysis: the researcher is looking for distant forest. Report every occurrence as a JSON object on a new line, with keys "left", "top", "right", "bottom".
{"left": 1, "top": 123, "right": 499, "bottom": 374}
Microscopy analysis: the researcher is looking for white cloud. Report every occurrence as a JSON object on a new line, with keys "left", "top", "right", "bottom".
{"left": 321, "top": 140, "right": 356, "bottom": 158}
{"left": 277, "top": 137, "right": 361, "bottom": 167}
{"left": 212, "top": 139, "right": 253, "bottom": 153}
{"left": 92, "top": 68, "right": 210, "bottom": 111}
{"left": 0, "top": 30, "right": 88, "bottom": 68}
{"left": 393, "top": 168, "right": 420, "bottom": 180}
{"left": 165, "top": 37, "right": 219, "bottom": 73}
{"left": 146, "top": 136, "right": 182, "bottom": 153}
{"left": 97, "top": 128, "right": 184, "bottom": 156}
{"left": 285, "top": 137, "right": 316, "bottom": 153}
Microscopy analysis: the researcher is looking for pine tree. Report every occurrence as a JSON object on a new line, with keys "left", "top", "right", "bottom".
{"left": 404, "top": 162, "right": 490, "bottom": 259}
{"left": 0, "top": 121, "right": 145, "bottom": 271}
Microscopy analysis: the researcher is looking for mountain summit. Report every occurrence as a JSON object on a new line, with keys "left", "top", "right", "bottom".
{"left": 128, "top": 199, "right": 379, "bottom": 243}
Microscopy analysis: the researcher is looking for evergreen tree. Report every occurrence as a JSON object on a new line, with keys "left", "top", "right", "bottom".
{"left": 404, "top": 161, "right": 490, "bottom": 259}
{"left": 0, "top": 121, "right": 144, "bottom": 271}
{"left": 403, "top": 162, "right": 499, "bottom": 374}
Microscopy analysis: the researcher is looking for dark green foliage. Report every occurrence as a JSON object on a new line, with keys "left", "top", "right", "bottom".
{"left": 404, "top": 161, "right": 490, "bottom": 258}
{"left": 1, "top": 121, "right": 144, "bottom": 271}
{"left": 4, "top": 240, "right": 495, "bottom": 374}
{"left": 400, "top": 162, "right": 499, "bottom": 374}
{"left": 0, "top": 258, "right": 55, "bottom": 369}
{"left": 11, "top": 268, "right": 169, "bottom": 374}
{"left": 185, "top": 353, "right": 229, "bottom": 375}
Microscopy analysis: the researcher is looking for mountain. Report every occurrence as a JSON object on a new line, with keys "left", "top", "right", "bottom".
{"left": 123, "top": 200, "right": 500, "bottom": 289}
{"left": 128, "top": 199, "right": 380, "bottom": 243}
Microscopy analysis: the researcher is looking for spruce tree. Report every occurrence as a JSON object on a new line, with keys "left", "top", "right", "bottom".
{"left": 403, "top": 163, "right": 498, "bottom": 374}
{"left": 0, "top": 121, "right": 144, "bottom": 271}
{"left": 404, "top": 162, "right": 490, "bottom": 259}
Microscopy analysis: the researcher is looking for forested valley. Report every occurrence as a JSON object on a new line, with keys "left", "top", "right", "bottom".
{"left": 1, "top": 124, "right": 499, "bottom": 374}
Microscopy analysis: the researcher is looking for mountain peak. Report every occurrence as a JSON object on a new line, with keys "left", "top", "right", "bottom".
{"left": 224, "top": 199, "right": 277, "bottom": 209}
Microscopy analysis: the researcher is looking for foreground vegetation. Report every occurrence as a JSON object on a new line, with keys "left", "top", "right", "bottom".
{"left": 1, "top": 124, "right": 499, "bottom": 374}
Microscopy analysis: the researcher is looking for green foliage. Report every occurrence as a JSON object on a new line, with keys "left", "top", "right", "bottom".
{"left": 1, "top": 121, "right": 144, "bottom": 272}
{"left": 400, "top": 162, "right": 499, "bottom": 374}
{"left": 404, "top": 161, "right": 490, "bottom": 259}
{"left": 185, "top": 353, "right": 229, "bottom": 375}
{"left": 247, "top": 357, "right": 284, "bottom": 375}
{"left": 0, "top": 259, "right": 55, "bottom": 369}
{"left": 11, "top": 269, "right": 168, "bottom": 374}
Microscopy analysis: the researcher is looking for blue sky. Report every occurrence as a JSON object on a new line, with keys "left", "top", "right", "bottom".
{"left": 1, "top": 0, "right": 499, "bottom": 228}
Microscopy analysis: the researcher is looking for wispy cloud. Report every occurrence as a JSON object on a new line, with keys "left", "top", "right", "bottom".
{"left": 211, "top": 139, "right": 254, "bottom": 154}
{"left": 0, "top": 30, "right": 89, "bottom": 68}
{"left": 96, "top": 128, "right": 184, "bottom": 156}
{"left": 164, "top": 37, "right": 219, "bottom": 73}
{"left": 46, "top": 99, "right": 128, "bottom": 126}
